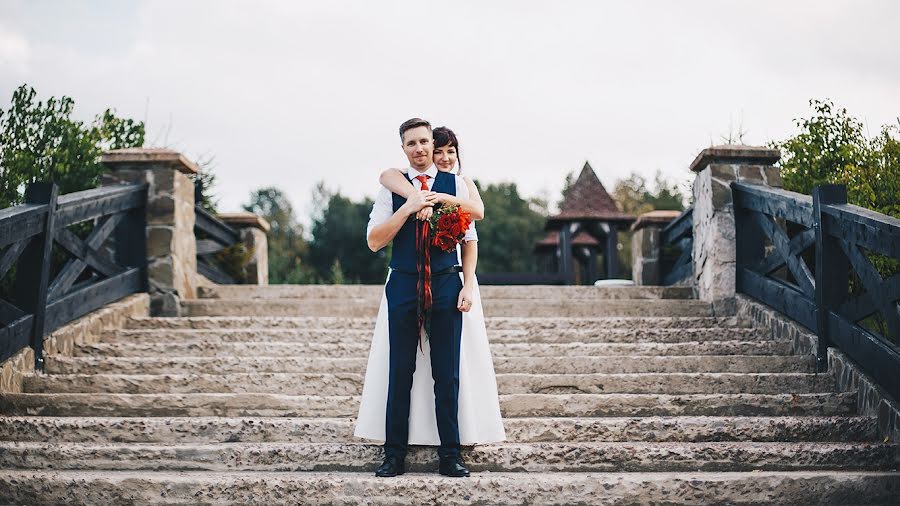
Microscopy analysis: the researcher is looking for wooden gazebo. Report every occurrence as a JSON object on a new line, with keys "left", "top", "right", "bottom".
{"left": 537, "top": 162, "right": 634, "bottom": 284}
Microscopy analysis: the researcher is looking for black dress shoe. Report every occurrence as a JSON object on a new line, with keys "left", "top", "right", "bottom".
{"left": 375, "top": 456, "right": 405, "bottom": 477}
{"left": 438, "top": 457, "right": 470, "bottom": 477}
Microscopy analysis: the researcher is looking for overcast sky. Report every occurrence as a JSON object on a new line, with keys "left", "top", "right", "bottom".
{"left": 2, "top": 1, "right": 898, "bottom": 217}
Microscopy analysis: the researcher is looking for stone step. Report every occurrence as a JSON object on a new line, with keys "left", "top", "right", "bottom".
{"left": 0, "top": 392, "right": 858, "bottom": 418}
{"left": 74, "top": 339, "right": 794, "bottom": 358}
{"left": 44, "top": 355, "right": 815, "bottom": 375}
{"left": 3, "top": 441, "right": 897, "bottom": 473}
{"left": 1, "top": 415, "right": 878, "bottom": 444}
{"left": 125, "top": 315, "right": 747, "bottom": 331}
{"left": 24, "top": 372, "right": 834, "bottom": 396}
{"left": 198, "top": 284, "right": 696, "bottom": 300}
{"left": 5, "top": 470, "right": 900, "bottom": 506}
{"left": 108, "top": 326, "right": 760, "bottom": 345}
{"left": 180, "top": 298, "right": 715, "bottom": 318}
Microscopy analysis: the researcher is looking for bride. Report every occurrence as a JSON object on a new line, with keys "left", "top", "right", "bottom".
{"left": 354, "top": 126, "right": 506, "bottom": 447}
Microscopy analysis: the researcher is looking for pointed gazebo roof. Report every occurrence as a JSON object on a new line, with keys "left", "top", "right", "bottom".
{"left": 545, "top": 162, "right": 634, "bottom": 228}
{"left": 534, "top": 230, "right": 601, "bottom": 252}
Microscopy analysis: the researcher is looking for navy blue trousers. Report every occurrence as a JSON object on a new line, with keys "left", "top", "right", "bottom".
{"left": 384, "top": 270, "right": 463, "bottom": 460}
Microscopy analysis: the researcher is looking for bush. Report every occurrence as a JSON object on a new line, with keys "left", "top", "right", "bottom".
{"left": 0, "top": 84, "right": 144, "bottom": 208}
{"left": 773, "top": 99, "right": 899, "bottom": 341}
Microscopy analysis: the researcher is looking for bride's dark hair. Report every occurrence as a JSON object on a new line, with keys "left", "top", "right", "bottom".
{"left": 433, "top": 126, "right": 461, "bottom": 174}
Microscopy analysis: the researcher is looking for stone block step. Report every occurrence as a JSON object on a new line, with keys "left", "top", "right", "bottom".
{"left": 75, "top": 339, "right": 794, "bottom": 358}
{"left": 44, "top": 354, "right": 814, "bottom": 375}
{"left": 198, "top": 284, "right": 696, "bottom": 301}
{"left": 2, "top": 441, "right": 897, "bottom": 473}
{"left": 0, "top": 415, "right": 878, "bottom": 445}
{"left": 0, "top": 392, "right": 858, "bottom": 418}
{"left": 180, "top": 298, "right": 715, "bottom": 318}
{"left": 125, "top": 315, "right": 747, "bottom": 331}
{"left": 4, "top": 470, "right": 900, "bottom": 506}
{"left": 24, "top": 372, "right": 834, "bottom": 396}
{"left": 108, "top": 326, "right": 760, "bottom": 345}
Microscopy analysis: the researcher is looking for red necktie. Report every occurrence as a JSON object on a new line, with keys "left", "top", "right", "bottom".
{"left": 414, "top": 174, "right": 432, "bottom": 350}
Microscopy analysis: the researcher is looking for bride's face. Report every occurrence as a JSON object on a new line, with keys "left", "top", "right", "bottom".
{"left": 433, "top": 144, "right": 458, "bottom": 172}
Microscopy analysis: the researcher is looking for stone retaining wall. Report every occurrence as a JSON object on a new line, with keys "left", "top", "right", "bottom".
{"left": 736, "top": 294, "right": 900, "bottom": 441}
{"left": 0, "top": 294, "right": 149, "bottom": 394}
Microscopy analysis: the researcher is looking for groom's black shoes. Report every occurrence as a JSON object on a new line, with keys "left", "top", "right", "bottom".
{"left": 375, "top": 456, "right": 405, "bottom": 477}
{"left": 438, "top": 456, "right": 470, "bottom": 477}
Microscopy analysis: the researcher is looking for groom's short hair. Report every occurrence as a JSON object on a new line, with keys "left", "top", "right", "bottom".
{"left": 399, "top": 118, "right": 432, "bottom": 140}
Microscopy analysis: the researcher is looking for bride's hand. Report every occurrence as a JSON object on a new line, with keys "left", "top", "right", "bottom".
{"left": 416, "top": 206, "right": 434, "bottom": 221}
{"left": 457, "top": 284, "right": 474, "bottom": 313}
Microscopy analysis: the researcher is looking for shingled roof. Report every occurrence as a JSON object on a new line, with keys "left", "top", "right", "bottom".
{"left": 535, "top": 230, "right": 601, "bottom": 252}
{"left": 546, "top": 162, "right": 634, "bottom": 227}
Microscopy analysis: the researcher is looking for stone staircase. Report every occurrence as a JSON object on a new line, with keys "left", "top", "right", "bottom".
{"left": 1, "top": 285, "right": 899, "bottom": 504}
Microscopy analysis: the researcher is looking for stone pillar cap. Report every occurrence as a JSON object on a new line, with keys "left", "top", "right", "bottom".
{"left": 689, "top": 145, "right": 780, "bottom": 173}
{"left": 102, "top": 148, "right": 199, "bottom": 175}
{"left": 217, "top": 212, "right": 271, "bottom": 233}
{"left": 630, "top": 210, "right": 682, "bottom": 231}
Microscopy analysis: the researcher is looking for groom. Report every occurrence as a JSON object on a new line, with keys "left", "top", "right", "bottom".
{"left": 366, "top": 118, "right": 475, "bottom": 478}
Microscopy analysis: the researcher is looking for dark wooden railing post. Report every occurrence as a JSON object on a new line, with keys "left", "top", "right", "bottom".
{"left": 114, "top": 195, "right": 149, "bottom": 293}
{"left": 812, "top": 184, "right": 849, "bottom": 372}
{"left": 13, "top": 182, "right": 59, "bottom": 370}
{"left": 733, "top": 189, "right": 766, "bottom": 294}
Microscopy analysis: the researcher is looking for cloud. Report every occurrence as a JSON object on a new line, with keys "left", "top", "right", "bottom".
{"left": 0, "top": 26, "right": 30, "bottom": 75}
{"left": 0, "top": 0, "right": 898, "bottom": 215}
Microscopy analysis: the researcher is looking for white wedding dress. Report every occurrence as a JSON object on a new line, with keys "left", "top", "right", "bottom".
{"left": 354, "top": 266, "right": 506, "bottom": 445}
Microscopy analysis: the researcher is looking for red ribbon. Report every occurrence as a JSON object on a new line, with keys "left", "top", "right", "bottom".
{"left": 414, "top": 175, "right": 432, "bottom": 351}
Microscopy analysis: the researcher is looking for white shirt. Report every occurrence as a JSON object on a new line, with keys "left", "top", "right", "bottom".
{"left": 366, "top": 164, "right": 478, "bottom": 242}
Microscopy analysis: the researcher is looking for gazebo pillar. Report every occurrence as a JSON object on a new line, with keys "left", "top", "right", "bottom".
{"left": 605, "top": 225, "right": 618, "bottom": 279}
{"left": 587, "top": 249, "right": 598, "bottom": 284}
{"left": 558, "top": 225, "right": 574, "bottom": 284}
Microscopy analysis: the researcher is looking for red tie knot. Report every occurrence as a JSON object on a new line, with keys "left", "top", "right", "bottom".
{"left": 415, "top": 174, "right": 430, "bottom": 190}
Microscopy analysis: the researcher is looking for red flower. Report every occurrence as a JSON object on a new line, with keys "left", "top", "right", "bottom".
{"left": 450, "top": 223, "right": 462, "bottom": 237}
{"left": 438, "top": 214, "right": 453, "bottom": 229}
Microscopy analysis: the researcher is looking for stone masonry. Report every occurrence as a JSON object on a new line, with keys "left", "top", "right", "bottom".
{"left": 631, "top": 210, "right": 681, "bottom": 286}
{"left": 101, "top": 149, "right": 200, "bottom": 316}
{"left": 2, "top": 285, "right": 899, "bottom": 504}
{"left": 690, "top": 145, "right": 782, "bottom": 303}
{"left": 218, "top": 212, "right": 271, "bottom": 285}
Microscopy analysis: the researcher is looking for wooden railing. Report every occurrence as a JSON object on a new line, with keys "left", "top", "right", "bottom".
{"left": 733, "top": 181, "right": 900, "bottom": 400}
{"left": 194, "top": 205, "right": 241, "bottom": 284}
{"left": 477, "top": 273, "right": 569, "bottom": 285}
{"left": 659, "top": 207, "right": 693, "bottom": 286}
{"left": 0, "top": 182, "right": 148, "bottom": 368}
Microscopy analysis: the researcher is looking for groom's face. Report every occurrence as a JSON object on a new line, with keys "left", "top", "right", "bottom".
{"left": 401, "top": 126, "right": 434, "bottom": 171}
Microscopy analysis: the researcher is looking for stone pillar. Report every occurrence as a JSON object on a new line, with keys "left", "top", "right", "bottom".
{"left": 101, "top": 149, "right": 199, "bottom": 316}
{"left": 630, "top": 210, "right": 681, "bottom": 285}
{"left": 218, "top": 212, "right": 271, "bottom": 285}
{"left": 690, "top": 145, "right": 781, "bottom": 304}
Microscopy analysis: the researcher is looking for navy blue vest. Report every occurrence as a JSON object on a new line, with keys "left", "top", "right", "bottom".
{"left": 390, "top": 171, "right": 458, "bottom": 273}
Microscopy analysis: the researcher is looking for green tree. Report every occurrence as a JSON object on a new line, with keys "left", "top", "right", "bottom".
{"left": 773, "top": 99, "right": 899, "bottom": 341}
{"left": 0, "top": 84, "right": 144, "bottom": 208}
{"left": 243, "top": 187, "right": 315, "bottom": 284}
{"left": 774, "top": 99, "right": 899, "bottom": 218}
{"left": 612, "top": 171, "right": 685, "bottom": 215}
{"left": 475, "top": 181, "right": 547, "bottom": 273}
{"left": 307, "top": 184, "right": 388, "bottom": 284}
{"left": 611, "top": 171, "right": 686, "bottom": 279}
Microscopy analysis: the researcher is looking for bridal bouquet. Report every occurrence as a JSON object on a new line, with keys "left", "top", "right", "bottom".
{"left": 428, "top": 204, "right": 472, "bottom": 252}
